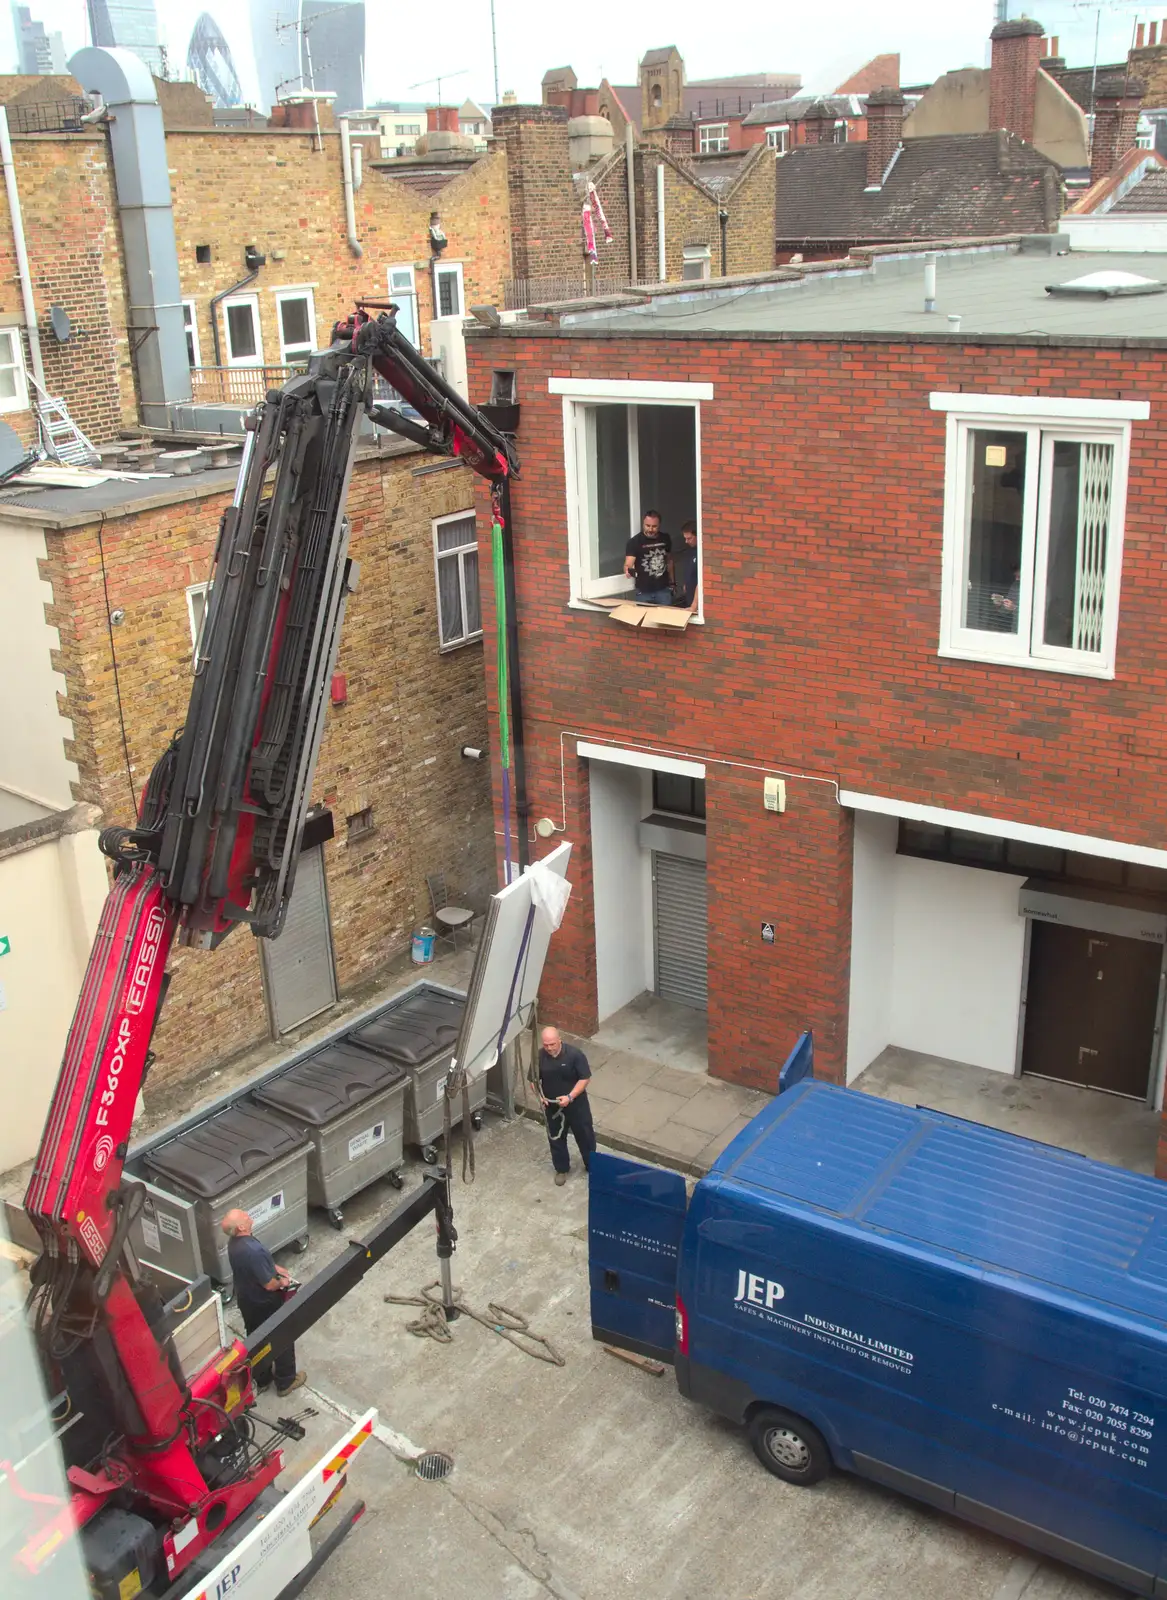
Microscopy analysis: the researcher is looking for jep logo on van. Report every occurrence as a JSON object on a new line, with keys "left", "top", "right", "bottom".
{"left": 734, "top": 1269, "right": 785, "bottom": 1310}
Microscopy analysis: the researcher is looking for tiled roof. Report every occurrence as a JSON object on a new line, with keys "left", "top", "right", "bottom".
{"left": 743, "top": 94, "right": 862, "bottom": 127}
{"left": 1110, "top": 167, "right": 1167, "bottom": 211}
{"left": 775, "top": 132, "right": 1061, "bottom": 243}
{"left": 1044, "top": 62, "right": 1127, "bottom": 112}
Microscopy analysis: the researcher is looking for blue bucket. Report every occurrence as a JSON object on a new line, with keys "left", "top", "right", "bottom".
{"left": 411, "top": 926, "right": 436, "bottom": 964}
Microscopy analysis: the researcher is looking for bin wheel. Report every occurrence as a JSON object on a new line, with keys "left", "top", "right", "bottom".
{"left": 747, "top": 1407, "right": 831, "bottom": 1487}
{"left": 221, "top": 1288, "right": 234, "bottom": 1307}
{"left": 388, "top": 1170, "right": 405, "bottom": 1190}
{"left": 293, "top": 1234, "right": 309, "bottom": 1254}
{"left": 470, "top": 1111, "right": 484, "bottom": 1131}
{"left": 421, "top": 1144, "right": 439, "bottom": 1165}
{"left": 327, "top": 1209, "right": 344, "bottom": 1231}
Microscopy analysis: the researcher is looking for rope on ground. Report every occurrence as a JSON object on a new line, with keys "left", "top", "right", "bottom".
{"left": 384, "top": 1281, "right": 566, "bottom": 1366}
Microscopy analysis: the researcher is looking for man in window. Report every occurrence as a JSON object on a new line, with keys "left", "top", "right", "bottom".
{"left": 673, "top": 520, "right": 699, "bottom": 611}
{"left": 624, "top": 509, "right": 673, "bottom": 606}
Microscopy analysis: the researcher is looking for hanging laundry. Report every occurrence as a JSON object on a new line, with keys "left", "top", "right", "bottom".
{"left": 581, "top": 180, "right": 613, "bottom": 264}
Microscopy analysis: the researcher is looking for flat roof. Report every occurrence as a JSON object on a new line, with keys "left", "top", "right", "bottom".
{"left": 548, "top": 241, "right": 1167, "bottom": 344}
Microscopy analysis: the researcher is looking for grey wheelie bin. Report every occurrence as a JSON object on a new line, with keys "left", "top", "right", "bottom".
{"left": 351, "top": 984, "right": 484, "bottom": 1164}
{"left": 143, "top": 1102, "right": 310, "bottom": 1290}
{"left": 252, "top": 1040, "right": 408, "bottom": 1230}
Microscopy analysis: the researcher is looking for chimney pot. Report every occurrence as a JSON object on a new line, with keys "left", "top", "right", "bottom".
{"left": 1138, "top": 22, "right": 1146, "bottom": 48}
{"left": 1152, "top": 21, "right": 1160, "bottom": 46}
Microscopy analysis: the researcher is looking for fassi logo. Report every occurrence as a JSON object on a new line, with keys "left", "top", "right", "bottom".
{"left": 92, "top": 1134, "right": 115, "bottom": 1172}
{"left": 94, "top": 1016, "right": 133, "bottom": 1130}
{"left": 126, "top": 906, "right": 167, "bottom": 1015}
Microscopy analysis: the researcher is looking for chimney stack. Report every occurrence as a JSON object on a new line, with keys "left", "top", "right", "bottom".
{"left": 864, "top": 86, "right": 905, "bottom": 188}
{"left": 802, "top": 99, "right": 835, "bottom": 146}
{"left": 1090, "top": 75, "right": 1146, "bottom": 184}
{"left": 989, "top": 17, "right": 1045, "bottom": 145}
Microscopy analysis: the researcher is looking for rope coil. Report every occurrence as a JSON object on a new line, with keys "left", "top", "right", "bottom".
{"left": 384, "top": 1281, "right": 565, "bottom": 1366}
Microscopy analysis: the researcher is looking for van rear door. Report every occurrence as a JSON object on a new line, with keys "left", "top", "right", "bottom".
{"left": 588, "top": 1151, "right": 688, "bottom": 1363}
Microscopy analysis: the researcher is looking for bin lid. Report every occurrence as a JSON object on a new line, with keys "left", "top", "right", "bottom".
{"left": 253, "top": 1042, "right": 408, "bottom": 1126}
{"left": 144, "top": 1103, "right": 307, "bottom": 1199}
{"left": 351, "top": 988, "right": 465, "bottom": 1068}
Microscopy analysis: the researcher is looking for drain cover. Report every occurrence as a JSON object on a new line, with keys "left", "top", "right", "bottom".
{"left": 415, "top": 1452, "right": 454, "bottom": 1482}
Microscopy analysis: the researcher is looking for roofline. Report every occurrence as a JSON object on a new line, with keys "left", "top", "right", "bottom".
{"left": 1066, "top": 145, "right": 1167, "bottom": 215}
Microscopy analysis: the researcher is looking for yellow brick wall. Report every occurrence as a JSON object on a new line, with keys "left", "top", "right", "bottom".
{"left": 40, "top": 448, "right": 495, "bottom": 1085}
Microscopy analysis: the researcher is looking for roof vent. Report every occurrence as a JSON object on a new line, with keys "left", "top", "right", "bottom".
{"left": 1046, "top": 270, "right": 1165, "bottom": 299}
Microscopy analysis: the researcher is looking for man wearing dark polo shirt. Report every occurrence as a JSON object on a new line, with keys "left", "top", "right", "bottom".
{"left": 538, "top": 1026, "right": 596, "bottom": 1185}
{"left": 221, "top": 1208, "right": 305, "bottom": 1397}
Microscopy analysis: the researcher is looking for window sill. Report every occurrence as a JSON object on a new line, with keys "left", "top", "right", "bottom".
{"left": 937, "top": 643, "right": 1114, "bottom": 681}
{"left": 568, "top": 597, "right": 705, "bottom": 626}
{"left": 438, "top": 631, "right": 484, "bottom": 654}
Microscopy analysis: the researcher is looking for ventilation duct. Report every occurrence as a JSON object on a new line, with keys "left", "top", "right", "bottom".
{"left": 69, "top": 47, "right": 191, "bottom": 427}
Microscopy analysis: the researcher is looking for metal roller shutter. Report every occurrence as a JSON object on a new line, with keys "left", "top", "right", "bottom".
{"left": 262, "top": 845, "right": 338, "bottom": 1034}
{"left": 653, "top": 852, "right": 708, "bottom": 1009}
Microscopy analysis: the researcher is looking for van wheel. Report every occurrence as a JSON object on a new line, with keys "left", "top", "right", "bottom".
{"left": 748, "top": 1408, "right": 831, "bottom": 1486}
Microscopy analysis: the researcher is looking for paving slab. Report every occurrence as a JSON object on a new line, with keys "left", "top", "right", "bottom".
{"left": 668, "top": 1084, "right": 751, "bottom": 1137}
{"left": 608, "top": 1082, "right": 694, "bottom": 1140}
{"left": 585, "top": 1051, "right": 669, "bottom": 1105}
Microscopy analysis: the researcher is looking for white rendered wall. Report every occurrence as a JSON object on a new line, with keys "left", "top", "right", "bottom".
{"left": 845, "top": 810, "right": 897, "bottom": 1082}
{"left": 0, "top": 520, "right": 78, "bottom": 808}
{"left": 589, "top": 761, "right": 651, "bottom": 1022}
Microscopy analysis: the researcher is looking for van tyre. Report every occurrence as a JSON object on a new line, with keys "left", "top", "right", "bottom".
{"left": 748, "top": 1408, "right": 831, "bottom": 1486}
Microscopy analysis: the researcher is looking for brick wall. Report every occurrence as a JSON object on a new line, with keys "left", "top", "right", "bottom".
{"left": 1128, "top": 42, "right": 1167, "bottom": 104}
{"left": 0, "top": 135, "right": 134, "bottom": 445}
{"left": 490, "top": 105, "right": 581, "bottom": 284}
{"left": 466, "top": 329, "right": 1167, "bottom": 1092}
{"left": 637, "top": 149, "right": 719, "bottom": 281}
{"left": 40, "top": 447, "right": 494, "bottom": 1087}
{"left": 166, "top": 130, "right": 511, "bottom": 368}
{"left": 721, "top": 147, "right": 779, "bottom": 276}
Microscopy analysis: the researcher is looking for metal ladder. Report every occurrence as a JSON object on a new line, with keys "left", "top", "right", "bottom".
{"left": 29, "top": 374, "right": 100, "bottom": 467}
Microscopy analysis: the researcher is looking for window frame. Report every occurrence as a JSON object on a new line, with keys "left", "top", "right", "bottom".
{"left": 0, "top": 326, "right": 28, "bottom": 412}
{"left": 681, "top": 245, "right": 711, "bottom": 282}
{"left": 933, "top": 393, "right": 1147, "bottom": 680}
{"left": 181, "top": 299, "right": 200, "bottom": 368}
{"left": 552, "top": 376, "right": 712, "bottom": 620}
{"left": 765, "top": 124, "right": 790, "bottom": 153}
{"left": 433, "top": 261, "right": 465, "bottom": 321}
{"left": 222, "top": 292, "right": 263, "bottom": 366}
{"left": 186, "top": 581, "right": 211, "bottom": 660}
{"left": 833, "top": 119, "right": 849, "bottom": 143}
{"left": 274, "top": 287, "right": 317, "bottom": 366}
{"left": 387, "top": 264, "right": 419, "bottom": 346}
{"left": 652, "top": 771, "right": 707, "bottom": 820}
{"left": 698, "top": 122, "right": 729, "bottom": 153}
{"left": 432, "top": 509, "right": 482, "bottom": 651}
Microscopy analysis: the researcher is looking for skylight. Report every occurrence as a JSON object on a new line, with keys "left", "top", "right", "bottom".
{"left": 1046, "top": 270, "right": 1165, "bottom": 298}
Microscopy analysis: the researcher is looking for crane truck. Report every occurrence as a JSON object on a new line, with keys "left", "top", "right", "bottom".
{"left": 5, "top": 304, "right": 518, "bottom": 1600}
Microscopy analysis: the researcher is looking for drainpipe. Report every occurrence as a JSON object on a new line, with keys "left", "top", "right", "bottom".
{"left": 718, "top": 207, "right": 728, "bottom": 277}
{"left": 498, "top": 471, "right": 529, "bottom": 870}
{"left": 656, "top": 159, "right": 666, "bottom": 281}
{"left": 209, "top": 266, "right": 259, "bottom": 367}
{"left": 625, "top": 123, "right": 638, "bottom": 283}
{"left": 0, "top": 107, "right": 46, "bottom": 395}
{"left": 339, "top": 116, "right": 363, "bottom": 258}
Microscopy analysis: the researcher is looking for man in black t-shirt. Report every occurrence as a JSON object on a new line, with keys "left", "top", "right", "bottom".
{"left": 221, "top": 1208, "right": 305, "bottom": 1396}
{"left": 538, "top": 1026, "right": 596, "bottom": 1185}
{"left": 623, "top": 509, "right": 673, "bottom": 606}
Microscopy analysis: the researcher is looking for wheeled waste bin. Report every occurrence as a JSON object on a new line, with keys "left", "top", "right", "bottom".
{"left": 143, "top": 1102, "right": 310, "bottom": 1289}
{"left": 350, "top": 984, "right": 484, "bottom": 1163}
{"left": 253, "top": 1040, "right": 408, "bottom": 1229}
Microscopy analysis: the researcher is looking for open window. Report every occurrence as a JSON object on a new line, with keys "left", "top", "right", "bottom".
{"left": 765, "top": 124, "right": 790, "bottom": 153}
{"left": 682, "top": 245, "right": 711, "bottom": 282}
{"left": 387, "top": 265, "right": 419, "bottom": 346}
{"left": 933, "top": 394, "right": 1146, "bottom": 678}
{"left": 0, "top": 327, "right": 28, "bottom": 412}
{"left": 554, "top": 379, "right": 710, "bottom": 615}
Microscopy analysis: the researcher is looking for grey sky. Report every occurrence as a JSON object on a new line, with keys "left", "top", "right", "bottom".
{"left": 11, "top": 1, "right": 1159, "bottom": 110}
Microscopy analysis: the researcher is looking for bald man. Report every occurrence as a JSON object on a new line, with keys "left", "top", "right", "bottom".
{"left": 221, "top": 1208, "right": 305, "bottom": 1397}
{"left": 538, "top": 1027, "right": 596, "bottom": 1186}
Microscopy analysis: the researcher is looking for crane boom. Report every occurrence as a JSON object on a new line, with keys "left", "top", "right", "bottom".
{"left": 17, "top": 306, "right": 516, "bottom": 1594}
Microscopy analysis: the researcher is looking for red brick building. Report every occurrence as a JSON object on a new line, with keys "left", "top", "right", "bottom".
{"left": 467, "top": 236, "right": 1167, "bottom": 1175}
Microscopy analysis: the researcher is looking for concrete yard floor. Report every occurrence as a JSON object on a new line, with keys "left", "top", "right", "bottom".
{"left": 592, "top": 991, "right": 709, "bottom": 1076}
{"left": 235, "top": 1117, "right": 1118, "bottom": 1600}
{"left": 856, "top": 1046, "right": 1161, "bottom": 1175}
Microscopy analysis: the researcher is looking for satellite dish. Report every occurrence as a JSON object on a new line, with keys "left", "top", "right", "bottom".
{"left": 49, "top": 305, "right": 72, "bottom": 342}
{"left": 0, "top": 417, "right": 34, "bottom": 482}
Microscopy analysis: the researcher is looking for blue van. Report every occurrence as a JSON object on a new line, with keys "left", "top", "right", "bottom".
{"left": 589, "top": 1035, "right": 1167, "bottom": 1595}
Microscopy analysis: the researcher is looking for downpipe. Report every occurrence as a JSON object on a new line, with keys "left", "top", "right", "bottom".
{"left": 0, "top": 107, "right": 46, "bottom": 394}
{"left": 339, "top": 117, "right": 363, "bottom": 259}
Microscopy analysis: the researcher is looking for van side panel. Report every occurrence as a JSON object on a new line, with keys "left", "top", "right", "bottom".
{"left": 588, "top": 1151, "right": 687, "bottom": 1363}
{"left": 679, "top": 1183, "right": 1167, "bottom": 1589}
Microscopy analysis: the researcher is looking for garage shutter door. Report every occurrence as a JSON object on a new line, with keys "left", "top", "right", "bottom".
{"left": 262, "top": 845, "right": 337, "bottom": 1034}
{"left": 653, "top": 853, "right": 708, "bottom": 1010}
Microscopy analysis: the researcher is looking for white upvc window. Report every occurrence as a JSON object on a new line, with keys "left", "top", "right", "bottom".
{"left": 275, "top": 288, "right": 317, "bottom": 365}
{"left": 698, "top": 122, "right": 729, "bottom": 153}
{"left": 388, "top": 264, "right": 419, "bottom": 346}
{"left": 182, "top": 300, "right": 200, "bottom": 367}
{"left": 223, "top": 293, "right": 263, "bottom": 366}
{"left": 186, "top": 581, "right": 211, "bottom": 659}
{"left": 833, "top": 119, "right": 849, "bottom": 143}
{"left": 682, "top": 245, "right": 711, "bottom": 281}
{"left": 434, "top": 260, "right": 464, "bottom": 320}
{"left": 552, "top": 377, "right": 711, "bottom": 615}
{"left": 433, "top": 510, "right": 481, "bottom": 648}
{"left": 0, "top": 326, "right": 29, "bottom": 411}
{"left": 765, "top": 124, "right": 790, "bottom": 153}
{"left": 933, "top": 393, "right": 1149, "bottom": 679}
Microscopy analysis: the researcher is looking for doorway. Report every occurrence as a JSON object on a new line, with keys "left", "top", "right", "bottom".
{"left": 1022, "top": 921, "right": 1162, "bottom": 1099}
